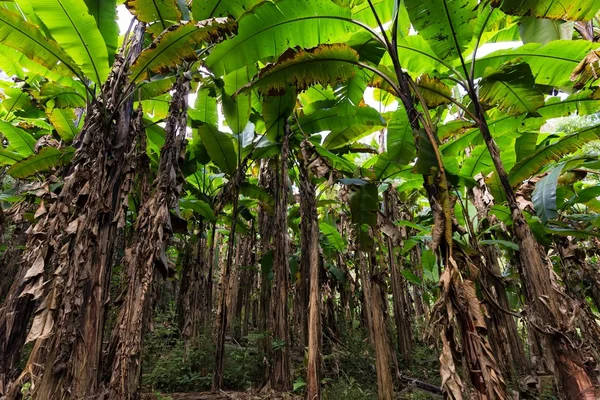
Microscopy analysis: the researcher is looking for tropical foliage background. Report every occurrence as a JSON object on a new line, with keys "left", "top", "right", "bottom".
{"left": 1, "top": 0, "right": 600, "bottom": 399}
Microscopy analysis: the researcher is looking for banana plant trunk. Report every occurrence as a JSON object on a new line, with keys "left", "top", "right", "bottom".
{"left": 177, "top": 223, "right": 206, "bottom": 349}
{"left": 470, "top": 91, "right": 599, "bottom": 399}
{"left": 469, "top": 182, "right": 530, "bottom": 386}
{"left": 4, "top": 27, "right": 145, "bottom": 400}
{"left": 367, "top": 251, "right": 394, "bottom": 400}
{"left": 270, "top": 128, "right": 292, "bottom": 391}
{"left": 298, "top": 155, "right": 321, "bottom": 400}
{"left": 257, "top": 158, "right": 274, "bottom": 384}
{"left": 107, "top": 71, "right": 190, "bottom": 399}
{"left": 385, "top": 45, "right": 507, "bottom": 398}
{"left": 383, "top": 189, "right": 412, "bottom": 364}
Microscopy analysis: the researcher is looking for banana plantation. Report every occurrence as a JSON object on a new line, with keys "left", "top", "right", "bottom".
{"left": 2, "top": 0, "right": 600, "bottom": 399}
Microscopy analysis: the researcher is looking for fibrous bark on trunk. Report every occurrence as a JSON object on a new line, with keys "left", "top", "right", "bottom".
{"left": 298, "top": 148, "right": 321, "bottom": 400}
{"left": 177, "top": 223, "right": 207, "bottom": 349}
{"left": 257, "top": 158, "right": 275, "bottom": 385}
{"left": 367, "top": 251, "right": 394, "bottom": 400}
{"left": 468, "top": 83, "right": 599, "bottom": 399}
{"left": 270, "top": 126, "right": 291, "bottom": 391}
{"left": 4, "top": 26, "right": 145, "bottom": 400}
{"left": 107, "top": 71, "right": 190, "bottom": 399}
{"left": 383, "top": 188, "right": 412, "bottom": 365}
{"left": 470, "top": 178, "right": 530, "bottom": 388}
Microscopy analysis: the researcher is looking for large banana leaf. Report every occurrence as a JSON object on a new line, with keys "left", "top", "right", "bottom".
{"left": 479, "top": 62, "right": 544, "bottom": 116}
{"left": 47, "top": 108, "right": 80, "bottom": 141}
{"left": 0, "top": 45, "right": 79, "bottom": 87}
{"left": 441, "top": 114, "right": 529, "bottom": 156}
{"left": 137, "top": 76, "right": 178, "bottom": 100}
{"left": 322, "top": 106, "right": 384, "bottom": 149}
{"left": 0, "top": 10, "right": 79, "bottom": 78}
{"left": 514, "top": 131, "right": 537, "bottom": 163}
{"left": 240, "top": 44, "right": 360, "bottom": 95}
{"left": 319, "top": 222, "right": 346, "bottom": 252}
{"left": 130, "top": 19, "right": 234, "bottom": 83}
{"left": 84, "top": 0, "right": 118, "bottom": 60}
{"left": 192, "top": 0, "right": 262, "bottom": 20}
{"left": 38, "top": 82, "right": 87, "bottom": 108}
{"left": 314, "top": 145, "right": 355, "bottom": 174}
{"left": 368, "top": 153, "right": 406, "bottom": 180}
{"left": 262, "top": 89, "right": 296, "bottom": 142}
{"left": 197, "top": 124, "right": 238, "bottom": 175}
{"left": 394, "top": 36, "right": 448, "bottom": 77}
{"left": 205, "top": 0, "right": 358, "bottom": 77}
{"left": 469, "top": 40, "right": 596, "bottom": 87}
{"left": 509, "top": 124, "right": 600, "bottom": 186}
{"left": 295, "top": 105, "right": 384, "bottom": 150}
{"left": 0, "top": 149, "right": 24, "bottom": 165}
{"left": 491, "top": 0, "right": 600, "bottom": 22}
{"left": 518, "top": 17, "right": 573, "bottom": 45}
{"left": 125, "top": 0, "right": 182, "bottom": 36}
{"left": 351, "top": 0, "right": 410, "bottom": 34}
{"left": 0, "top": 120, "right": 36, "bottom": 157}
{"left": 467, "top": 6, "right": 520, "bottom": 53}
{"left": 349, "top": 183, "right": 378, "bottom": 250}
{"left": 7, "top": 146, "right": 75, "bottom": 178}
{"left": 386, "top": 108, "right": 415, "bottom": 166}
{"left": 405, "top": 0, "right": 477, "bottom": 62}
{"left": 538, "top": 90, "right": 600, "bottom": 119}
{"left": 188, "top": 87, "right": 218, "bottom": 126}
{"left": 179, "top": 198, "right": 216, "bottom": 220}
{"left": 460, "top": 135, "right": 518, "bottom": 180}
{"left": 532, "top": 163, "right": 565, "bottom": 224}
{"left": 32, "top": 0, "right": 110, "bottom": 85}
{"left": 416, "top": 74, "right": 452, "bottom": 107}
{"left": 564, "top": 185, "right": 600, "bottom": 208}
{"left": 240, "top": 182, "right": 274, "bottom": 208}
{"left": 334, "top": 68, "right": 369, "bottom": 115}
{"left": 222, "top": 66, "right": 254, "bottom": 134}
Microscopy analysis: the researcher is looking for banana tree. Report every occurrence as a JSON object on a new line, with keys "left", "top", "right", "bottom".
{"left": 0, "top": 0, "right": 236, "bottom": 397}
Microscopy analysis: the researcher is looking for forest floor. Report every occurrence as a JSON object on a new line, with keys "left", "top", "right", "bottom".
{"left": 142, "top": 390, "right": 301, "bottom": 399}
{"left": 137, "top": 308, "right": 444, "bottom": 400}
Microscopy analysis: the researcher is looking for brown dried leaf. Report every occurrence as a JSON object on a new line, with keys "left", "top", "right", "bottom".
{"left": 571, "top": 49, "right": 600, "bottom": 89}
{"left": 20, "top": 276, "right": 44, "bottom": 299}
{"left": 440, "top": 332, "right": 463, "bottom": 399}
{"left": 23, "top": 254, "right": 45, "bottom": 280}
{"left": 25, "top": 308, "right": 54, "bottom": 343}
{"left": 34, "top": 200, "right": 47, "bottom": 219}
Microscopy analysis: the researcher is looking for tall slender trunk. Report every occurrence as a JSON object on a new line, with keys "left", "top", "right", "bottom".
{"left": 225, "top": 233, "right": 241, "bottom": 334}
{"left": 270, "top": 128, "right": 291, "bottom": 391}
{"left": 0, "top": 219, "right": 27, "bottom": 302}
{"left": 358, "top": 251, "right": 374, "bottom": 345}
{"left": 0, "top": 217, "right": 28, "bottom": 393}
{"left": 257, "top": 159, "right": 274, "bottom": 384}
{"left": 470, "top": 181, "right": 529, "bottom": 387}
{"left": 409, "top": 245, "right": 427, "bottom": 319}
{"left": 469, "top": 84, "right": 599, "bottom": 399}
{"left": 178, "top": 223, "right": 206, "bottom": 349}
{"left": 4, "top": 27, "right": 145, "bottom": 399}
{"left": 203, "top": 222, "right": 217, "bottom": 328}
{"left": 383, "top": 189, "right": 412, "bottom": 365}
{"left": 380, "top": 37, "right": 506, "bottom": 398}
{"left": 213, "top": 191, "right": 241, "bottom": 390}
{"left": 235, "top": 222, "right": 256, "bottom": 341}
{"left": 368, "top": 251, "right": 394, "bottom": 400}
{"left": 299, "top": 153, "right": 321, "bottom": 400}
{"left": 556, "top": 238, "right": 600, "bottom": 366}
{"left": 107, "top": 70, "right": 190, "bottom": 399}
